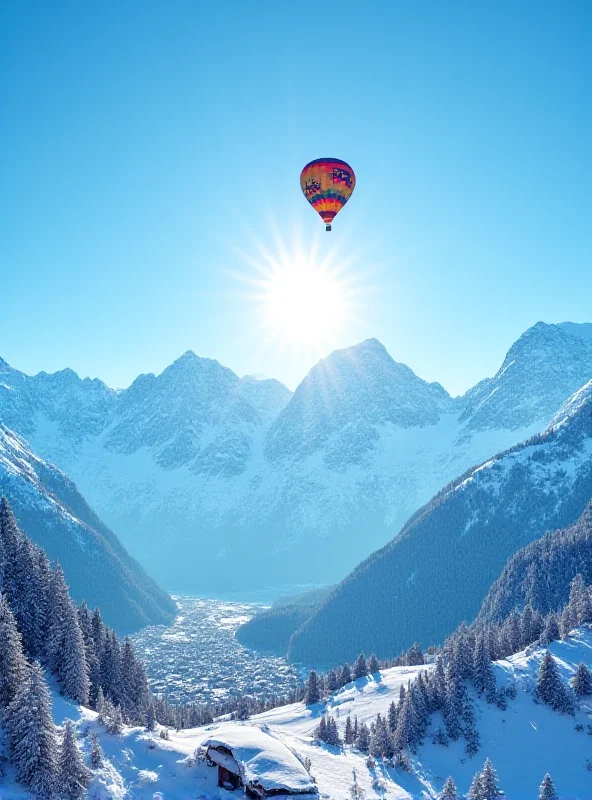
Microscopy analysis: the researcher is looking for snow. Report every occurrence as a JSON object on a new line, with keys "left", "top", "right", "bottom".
{"left": 203, "top": 722, "right": 317, "bottom": 792}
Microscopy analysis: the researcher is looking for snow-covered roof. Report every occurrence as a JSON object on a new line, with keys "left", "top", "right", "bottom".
{"left": 203, "top": 723, "right": 317, "bottom": 793}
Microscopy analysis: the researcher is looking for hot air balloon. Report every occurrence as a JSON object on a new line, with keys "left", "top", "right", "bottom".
{"left": 300, "top": 158, "right": 356, "bottom": 231}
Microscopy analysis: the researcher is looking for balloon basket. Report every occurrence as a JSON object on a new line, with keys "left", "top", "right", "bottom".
{"left": 326, "top": 224, "right": 331, "bottom": 232}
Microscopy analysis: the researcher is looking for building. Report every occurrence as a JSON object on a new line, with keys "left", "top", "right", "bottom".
{"left": 203, "top": 723, "right": 319, "bottom": 798}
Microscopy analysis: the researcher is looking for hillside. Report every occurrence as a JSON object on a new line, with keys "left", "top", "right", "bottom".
{"left": 288, "top": 380, "right": 592, "bottom": 666}
{"left": 478, "top": 500, "right": 592, "bottom": 623}
{"left": 26, "top": 627, "right": 592, "bottom": 799}
{"left": 2, "top": 322, "right": 591, "bottom": 593}
{"left": 0, "top": 425, "right": 176, "bottom": 632}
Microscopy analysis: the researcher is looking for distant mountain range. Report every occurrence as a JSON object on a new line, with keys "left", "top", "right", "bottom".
{"left": 287, "top": 378, "right": 592, "bottom": 665}
{"left": 0, "top": 424, "right": 176, "bottom": 633}
{"left": 1, "top": 321, "right": 591, "bottom": 594}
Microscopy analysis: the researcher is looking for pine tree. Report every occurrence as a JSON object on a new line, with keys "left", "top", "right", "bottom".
{"left": 305, "top": 670, "right": 321, "bottom": 705}
{"left": 369, "top": 713, "right": 392, "bottom": 758}
{"left": 480, "top": 758, "right": 502, "bottom": 799}
{"left": 326, "top": 669, "right": 338, "bottom": 693}
{"left": 542, "top": 613, "right": 560, "bottom": 645}
{"left": 572, "top": 661, "right": 592, "bottom": 696}
{"left": 406, "top": 642, "right": 425, "bottom": 666}
{"left": 535, "top": 650, "right": 574, "bottom": 713}
{"left": 354, "top": 721, "right": 370, "bottom": 753}
{"left": 467, "top": 771, "right": 483, "bottom": 800}
{"left": 444, "top": 664, "right": 464, "bottom": 741}
{"left": 352, "top": 652, "right": 368, "bottom": 679}
{"left": 5, "top": 661, "right": 57, "bottom": 797}
{"left": 368, "top": 653, "right": 379, "bottom": 674}
{"left": 316, "top": 716, "right": 327, "bottom": 742}
{"left": 89, "top": 732, "right": 104, "bottom": 769}
{"left": 59, "top": 599, "right": 90, "bottom": 704}
{"left": 100, "top": 630, "right": 122, "bottom": 704}
{"left": 0, "top": 594, "right": 27, "bottom": 707}
{"left": 326, "top": 716, "right": 341, "bottom": 746}
{"left": 463, "top": 694, "right": 480, "bottom": 757}
{"left": 339, "top": 663, "right": 352, "bottom": 687}
{"left": 344, "top": 715, "right": 354, "bottom": 744}
{"left": 539, "top": 773, "right": 558, "bottom": 800}
{"left": 473, "top": 633, "right": 495, "bottom": 698}
{"left": 146, "top": 703, "right": 157, "bottom": 731}
{"left": 393, "top": 686, "right": 418, "bottom": 752}
{"left": 439, "top": 776, "right": 458, "bottom": 800}
{"left": 387, "top": 700, "right": 398, "bottom": 732}
{"left": 429, "top": 653, "right": 446, "bottom": 711}
{"left": 57, "top": 720, "right": 92, "bottom": 799}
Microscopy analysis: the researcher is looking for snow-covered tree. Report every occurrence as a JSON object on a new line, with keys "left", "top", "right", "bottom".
{"left": 393, "top": 685, "right": 418, "bottom": 752}
{"left": 535, "top": 650, "right": 574, "bottom": 713}
{"left": 146, "top": 702, "right": 157, "bottom": 731}
{"left": 354, "top": 721, "right": 370, "bottom": 753}
{"left": 539, "top": 773, "right": 558, "bottom": 800}
{"left": 305, "top": 669, "right": 321, "bottom": 705}
{"left": 4, "top": 661, "right": 57, "bottom": 797}
{"left": 0, "top": 594, "right": 27, "bottom": 707}
{"left": 542, "top": 613, "right": 560, "bottom": 645}
{"left": 57, "top": 720, "right": 92, "bottom": 799}
{"left": 439, "top": 776, "right": 458, "bottom": 800}
{"left": 89, "top": 731, "right": 104, "bottom": 769}
{"left": 369, "top": 713, "right": 393, "bottom": 759}
{"left": 406, "top": 642, "right": 425, "bottom": 666}
{"left": 368, "top": 653, "right": 379, "bottom": 673}
{"left": 480, "top": 758, "right": 503, "bottom": 799}
{"left": 339, "top": 663, "right": 352, "bottom": 687}
{"left": 387, "top": 700, "right": 398, "bottom": 732}
{"left": 326, "top": 669, "right": 338, "bottom": 693}
{"left": 315, "top": 716, "right": 327, "bottom": 742}
{"left": 326, "top": 715, "right": 341, "bottom": 746}
{"left": 344, "top": 715, "right": 354, "bottom": 744}
{"left": 352, "top": 652, "right": 369, "bottom": 679}
{"left": 572, "top": 661, "right": 592, "bottom": 697}
{"left": 467, "top": 770, "right": 483, "bottom": 800}
{"left": 473, "top": 633, "right": 496, "bottom": 699}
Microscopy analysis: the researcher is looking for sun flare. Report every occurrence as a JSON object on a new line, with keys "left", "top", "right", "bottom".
{"left": 262, "top": 258, "right": 349, "bottom": 348}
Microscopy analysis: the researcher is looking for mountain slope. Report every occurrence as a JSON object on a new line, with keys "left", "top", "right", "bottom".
{"left": 288, "top": 380, "right": 592, "bottom": 666}
{"left": 53, "top": 628, "right": 592, "bottom": 799}
{"left": 0, "top": 424, "right": 176, "bottom": 633}
{"left": 478, "top": 500, "right": 592, "bottom": 623}
{"left": 1, "top": 322, "right": 591, "bottom": 593}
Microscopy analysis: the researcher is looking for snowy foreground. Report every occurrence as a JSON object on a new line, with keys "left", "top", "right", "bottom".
{"left": 3, "top": 632, "right": 592, "bottom": 799}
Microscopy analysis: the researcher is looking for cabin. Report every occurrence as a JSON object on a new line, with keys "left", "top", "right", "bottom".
{"left": 203, "top": 723, "right": 319, "bottom": 799}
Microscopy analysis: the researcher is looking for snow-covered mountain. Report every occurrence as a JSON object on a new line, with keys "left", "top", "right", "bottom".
{"left": 0, "top": 425, "right": 175, "bottom": 632}
{"left": 288, "top": 379, "right": 592, "bottom": 666}
{"left": 1, "top": 322, "right": 591, "bottom": 593}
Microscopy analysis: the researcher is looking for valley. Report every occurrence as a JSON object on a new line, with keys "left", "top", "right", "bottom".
{"left": 130, "top": 596, "right": 301, "bottom": 705}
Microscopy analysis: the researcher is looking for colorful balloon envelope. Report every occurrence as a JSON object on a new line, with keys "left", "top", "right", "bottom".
{"left": 300, "top": 158, "right": 356, "bottom": 231}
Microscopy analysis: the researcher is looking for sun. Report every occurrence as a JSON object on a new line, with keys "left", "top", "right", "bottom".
{"left": 262, "top": 257, "right": 349, "bottom": 348}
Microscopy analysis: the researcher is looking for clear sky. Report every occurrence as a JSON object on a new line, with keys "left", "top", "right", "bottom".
{"left": 1, "top": 0, "right": 590, "bottom": 396}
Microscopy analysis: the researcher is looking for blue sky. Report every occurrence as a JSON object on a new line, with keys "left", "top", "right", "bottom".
{"left": 1, "top": 0, "right": 590, "bottom": 396}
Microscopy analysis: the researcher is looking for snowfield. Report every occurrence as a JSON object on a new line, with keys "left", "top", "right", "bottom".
{"left": 3, "top": 630, "right": 592, "bottom": 798}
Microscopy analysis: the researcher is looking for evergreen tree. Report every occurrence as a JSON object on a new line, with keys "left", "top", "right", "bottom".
{"left": 146, "top": 703, "right": 157, "bottom": 731}
{"left": 444, "top": 664, "right": 464, "bottom": 741}
{"left": 0, "top": 594, "right": 27, "bottom": 707}
{"left": 473, "top": 633, "right": 496, "bottom": 698}
{"left": 89, "top": 731, "right": 104, "bottom": 769}
{"left": 560, "top": 604, "right": 573, "bottom": 639}
{"left": 326, "top": 716, "right": 341, "bottom": 746}
{"left": 406, "top": 642, "right": 425, "bottom": 666}
{"left": 393, "top": 686, "right": 418, "bottom": 752}
{"left": 57, "top": 720, "right": 92, "bottom": 799}
{"left": 439, "top": 776, "right": 458, "bottom": 800}
{"left": 5, "top": 661, "right": 57, "bottom": 797}
{"left": 58, "top": 599, "right": 90, "bottom": 704}
{"left": 352, "top": 652, "right": 369, "bottom": 680}
{"left": 344, "top": 715, "right": 354, "bottom": 744}
{"left": 316, "top": 716, "right": 327, "bottom": 742}
{"left": 305, "top": 670, "right": 321, "bottom": 705}
{"left": 480, "top": 758, "right": 502, "bottom": 799}
{"left": 369, "top": 713, "right": 393, "bottom": 758}
{"left": 539, "top": 773, "right": 558, "bottom": 800}
{"left": 387, "top": 700, "right": 398, "bottom": 732}
{"left": 100, "top": 630, "right": 122, "bottom": 704}
{"left": 535, "top": 650, "right": 574, "bottom": 713}
{"left": 429, "top": 653, "right": 446, "bottom": 711}
{"left": 463, "top": 694, "right": 480, "bottom": 757}
{"left": 339, "top": 663, "right": 352, "bottom": 687}
{"left": 354, "top": 721, "right": 370, "bottom": 753}
{"left": 572, "top": 661, "right": 592, "bottom": 696}
{"left": 326, "top": 669, "right": 338, "bottom": 693}
{"left": 542, "top": 613, "right": 560, "bottom": 645}
{"left": 467, "top": 771, "right": 483, "bottom": 800}
{"left": 368, "top": 653, "right": 379, "bottom": 674}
